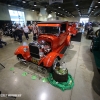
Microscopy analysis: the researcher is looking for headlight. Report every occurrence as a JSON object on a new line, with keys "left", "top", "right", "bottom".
{"left": 39, "top": 52, "right": 44, "bottom": 58}
{"left": 23, "top": 48, "right": 28, "bottom": 52}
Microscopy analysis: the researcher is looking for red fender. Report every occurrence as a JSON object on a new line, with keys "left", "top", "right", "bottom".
{"left": 66, "top": 35, "right": 71, "bottom": 46}
{"left": 42, "top": 52, "right": 63, "bottom": 68}
{"left": 14, "top": 46, "right": 31, "bottom": 61}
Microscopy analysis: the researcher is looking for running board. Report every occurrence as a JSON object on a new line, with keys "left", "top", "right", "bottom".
{"left": 60, "top": 46, "right": 67, "bottom": 54}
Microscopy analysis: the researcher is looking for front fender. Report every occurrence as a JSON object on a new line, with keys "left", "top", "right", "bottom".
{"left": 42, "top": 52, "right": 62, "bottom": 68}
{"left": 14, "top": 46, "right": 31, "bottom": 61}
{"left": 14, "top": 46, "right": 29, "bottom": 55}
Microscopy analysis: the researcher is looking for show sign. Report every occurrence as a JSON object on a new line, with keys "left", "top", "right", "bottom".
{"left": 49, "top": 0, "right": 63, "bottom": 5}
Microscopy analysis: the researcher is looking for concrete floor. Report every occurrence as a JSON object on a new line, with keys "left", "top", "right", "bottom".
{"left": 0, "top": 34, "right": 100, "bottom": 100}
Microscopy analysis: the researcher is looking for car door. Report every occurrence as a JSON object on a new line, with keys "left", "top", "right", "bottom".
{"left": 59, "top": 24, "right": 67, "bottom": 45}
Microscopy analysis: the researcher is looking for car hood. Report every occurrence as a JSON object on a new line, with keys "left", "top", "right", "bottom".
{"left": 38, "top": 34, "right": 58, "bottom": 41}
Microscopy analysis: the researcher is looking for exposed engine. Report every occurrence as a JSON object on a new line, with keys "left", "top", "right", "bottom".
{"left": 29, "top": 40, "right": 51, "bottom": 59}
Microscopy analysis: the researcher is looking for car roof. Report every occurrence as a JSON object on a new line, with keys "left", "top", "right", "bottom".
{"left": 37, "top": 20, "right": 68, "bottom": 24}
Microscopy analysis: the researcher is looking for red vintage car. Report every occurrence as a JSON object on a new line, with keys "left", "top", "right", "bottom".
{"left": 68, "top": 22, "right": 78, "bottom": 36}
{"left": 14, "top": 21, "right": 71, "bottom": 72}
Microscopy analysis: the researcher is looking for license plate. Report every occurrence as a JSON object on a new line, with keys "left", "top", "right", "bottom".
{"left": 32, "top": 58, "right": 39, "bottom": 64}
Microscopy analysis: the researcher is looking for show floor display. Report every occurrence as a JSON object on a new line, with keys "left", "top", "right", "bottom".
{"left": 0, "top": 34, "right": 100, "bottom": 100}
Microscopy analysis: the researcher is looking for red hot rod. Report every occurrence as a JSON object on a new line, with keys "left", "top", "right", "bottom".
{"left": 14, "top": 21, "right": 71, "bottom": 72}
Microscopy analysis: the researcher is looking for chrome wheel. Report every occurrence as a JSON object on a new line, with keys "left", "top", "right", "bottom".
{"left": 53, "top": 58, "right": 59, "bottom": 70}
{"left": 17, "top": 55, "right": 26, "bottom": 62}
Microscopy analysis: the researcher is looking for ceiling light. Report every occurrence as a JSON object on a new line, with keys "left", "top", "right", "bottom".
{"left": 65, "top": 11, "right": 67, "bottom": 12}
{"left": 92, "top": 11, "right": 94, "bottom": 12}
{"left": 55, "top": 12, "right": 56, "bottom": 13}
{"left": 98, "top": 1, "right": 100, "bottom": 3}
{"left": 58, "top": 7, "right": 61, "bottom": 8}
{"left": 8, "top": 5, "right": 11, "bottom": 6}
{"left": 22, "top": 1, "right": 26, "bottom": 3}
{"left": 58, "top": 13, "right": 59, "bottom": 14}
{"left": 63, "top": 9, "right": 64, "bottom": 10}
{"left": 76, "top": 4, "right": 78, "bottom": 6}
{"left": 34, "top": 2, "right": 37, "bottom": 6}
{"left": 95, "top": 6, "right": 98, "bottom": 8}
{"left": 32, "top": 10, "right": 34, "bottom": 11}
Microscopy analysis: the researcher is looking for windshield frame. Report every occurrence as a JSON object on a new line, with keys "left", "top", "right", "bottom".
{"left": 38, "top": 26, "right": 60, "bottom": 36}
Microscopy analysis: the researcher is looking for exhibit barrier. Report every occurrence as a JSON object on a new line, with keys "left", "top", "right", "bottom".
{"left": 48, "top": 73, "right": 74, "bottom": 91}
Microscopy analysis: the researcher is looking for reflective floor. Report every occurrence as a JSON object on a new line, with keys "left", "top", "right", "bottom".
{"left": 0, "top": 34, "right": 100, "bottom": 100}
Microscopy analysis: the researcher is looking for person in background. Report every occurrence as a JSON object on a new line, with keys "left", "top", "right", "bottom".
{"left": 15, "top": 27, "right": 23, "bottom": 43}
{"left": 28, "top": 24, "right": 33, "bottom": 33}
{"left": 18, "top": 24, "right": 21, "bottom": 29}
{"left": 12, "top": 25, "right": 17, "bottom": 41}
{"left": 23, "top": 25, "right": 29, "bottom": 40}
{"left": 32, "top": 22, "right": 38, "bottom": 41}
{"left": 0, "top": 29, "right": 7, "bottom": 48}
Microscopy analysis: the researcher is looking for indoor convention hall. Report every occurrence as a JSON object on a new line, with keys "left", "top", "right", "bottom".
{"left": 0, "top": 0, "right": 100, "bottom": 100}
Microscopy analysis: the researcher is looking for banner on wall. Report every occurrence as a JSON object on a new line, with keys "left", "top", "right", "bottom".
{"left": 49, "top": 0, "right": 63, "bottom": 5}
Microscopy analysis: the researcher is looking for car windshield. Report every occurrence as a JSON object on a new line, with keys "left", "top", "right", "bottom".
{"left": 38, "top": 26, "right": 60, "bottom": 35}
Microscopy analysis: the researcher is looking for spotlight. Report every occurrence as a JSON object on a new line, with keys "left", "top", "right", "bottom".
{"left": 58, "top": 7, "right": 61, "bottom": 8}
{"left": 8, "top": 5, "right": 11, "bottom": 6}
{"left": 22, "top": 1, "right": 26, "bottom": 3}
{"left": 76, "top": 4, "right": 78, "bottom": 6}
{"left": 34, "top": 2, "right": 37, "bottom": 6}
{"left": 95, "top": 6, "right": 98, "bottom": 8}
{"left": 98, "top": 1, "right": 100, "bottom": 3}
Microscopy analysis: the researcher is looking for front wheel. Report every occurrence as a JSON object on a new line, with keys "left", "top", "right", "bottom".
{"left": 47, "top": 58, "right": 59, "bottom": 73}
{"left": 17, "top": 54, "right": 25, "bottom": 62}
